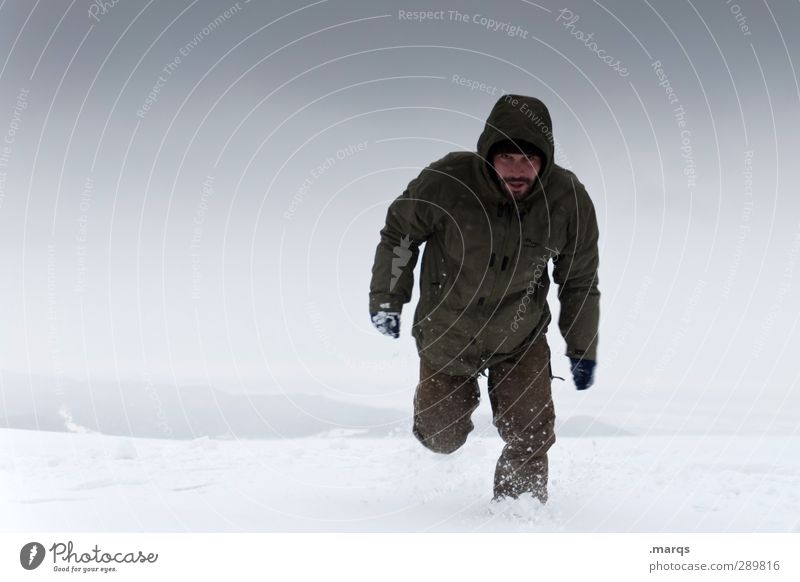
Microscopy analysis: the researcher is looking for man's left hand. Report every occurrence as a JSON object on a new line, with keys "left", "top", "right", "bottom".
{"left": 569, "top": 357, "right": 595, "bottom": 391}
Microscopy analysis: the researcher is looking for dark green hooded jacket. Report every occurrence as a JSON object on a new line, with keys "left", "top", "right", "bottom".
{"left": 369, "top": 94, "right": 600, "bottom": 376}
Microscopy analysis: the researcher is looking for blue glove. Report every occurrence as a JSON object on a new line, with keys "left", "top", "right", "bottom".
{"left": 568, "top": 357, "right": 595, "bottom": 390}
{"left": 370, "top": 311, "right": 401, "bottom": 338}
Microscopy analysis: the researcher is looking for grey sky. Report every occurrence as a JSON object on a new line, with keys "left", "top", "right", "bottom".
{"left": 0, "top": 1, "right": 797, "bottom": 423}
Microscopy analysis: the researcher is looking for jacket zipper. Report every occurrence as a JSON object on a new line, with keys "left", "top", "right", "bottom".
{"left": 477, "top": 202, "right": 515, "bottom": 365}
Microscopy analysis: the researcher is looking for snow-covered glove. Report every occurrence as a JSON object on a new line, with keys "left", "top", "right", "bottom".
{"left": 569, "top": 357, "right": 595, "bottom": 391}
{"left": 370, "top": 311, "right": 401, "bottom": 338}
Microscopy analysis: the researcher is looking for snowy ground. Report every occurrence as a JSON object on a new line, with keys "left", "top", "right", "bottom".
{"left": 2, "top": 426, "right": 798, "bottom": 532}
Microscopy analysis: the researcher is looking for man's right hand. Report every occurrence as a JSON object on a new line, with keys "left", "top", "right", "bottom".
{"left": 568, "top": 357, "right": 596, "bottom": 390}
{"left": 370, "top": 311, "right": 401, "bottom": 338}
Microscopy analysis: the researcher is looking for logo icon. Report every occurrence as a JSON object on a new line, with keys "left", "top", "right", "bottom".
{"left": 390, "top": 234, "right": 413, "bottom": 291}
{"left": 20, "top": 542, "right": 46, "bottom": 570}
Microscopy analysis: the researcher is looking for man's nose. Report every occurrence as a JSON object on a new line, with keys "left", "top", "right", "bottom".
{"left": 512, "top": 158, "right": 535, "bottom": 174}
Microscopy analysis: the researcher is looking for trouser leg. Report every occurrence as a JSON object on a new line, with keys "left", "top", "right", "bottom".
{"left": 412, "top": 358, "right": 481, "bottom": 454}
{"left": 488, "top": 335, "right": 556, "bottom": 502}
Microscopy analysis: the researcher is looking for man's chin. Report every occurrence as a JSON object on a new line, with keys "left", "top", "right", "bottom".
{"left": 505, "top": 185, "right": 535, "bottom": 201}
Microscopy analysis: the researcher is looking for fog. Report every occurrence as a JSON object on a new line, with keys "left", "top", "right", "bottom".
{"left": 0, "top": 0, "right": 797, "bottom": 434}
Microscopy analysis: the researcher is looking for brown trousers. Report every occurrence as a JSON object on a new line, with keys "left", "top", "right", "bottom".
{"left": 412, "top": 336, "right": 556, "bottom": 502}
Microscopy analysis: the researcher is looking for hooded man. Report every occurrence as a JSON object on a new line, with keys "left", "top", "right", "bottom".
{"left": 369, "top": 94, "right": 600, "bottom": 503}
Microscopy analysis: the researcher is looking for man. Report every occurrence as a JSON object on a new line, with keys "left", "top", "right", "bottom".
{"left": 369, "top": 94, "right": 600, "bottom": 503}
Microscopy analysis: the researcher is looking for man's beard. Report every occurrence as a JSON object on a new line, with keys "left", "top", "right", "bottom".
{"left": 501, "top": 177, "right": 537, "bottom": 201}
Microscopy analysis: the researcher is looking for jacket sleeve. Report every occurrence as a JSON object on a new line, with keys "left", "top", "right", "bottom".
{"left": 552, "top": 175, "right": 600, "bottom": 361}
{"left": 369, "top": 170, "right": 441, "bottom": 314}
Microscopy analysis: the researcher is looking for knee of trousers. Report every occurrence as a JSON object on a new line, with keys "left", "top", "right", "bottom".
{"left": 495, "top": 410, "right": 556, "bottom": 451}
{"left": 412, "top": 420, "right": 472, "bottom": 454}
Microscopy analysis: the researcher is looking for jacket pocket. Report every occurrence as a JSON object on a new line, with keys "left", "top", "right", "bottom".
{"left": 507, "top": 238, "right": 551, "bottom": 296}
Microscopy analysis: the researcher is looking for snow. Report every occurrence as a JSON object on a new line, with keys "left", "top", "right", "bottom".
{"left": 2, "top": 371, "right": 797, "bottom": 532}
{"left": 2, "top": 426, "right": 798, "bottom": 532}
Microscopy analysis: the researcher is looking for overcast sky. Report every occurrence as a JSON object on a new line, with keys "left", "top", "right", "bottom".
{"left": 0, "top": 1, "right": 797, "bottom": 422}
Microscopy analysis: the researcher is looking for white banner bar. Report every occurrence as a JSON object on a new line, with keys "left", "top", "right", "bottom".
{"left": 1, "top": 533, "right": 797, "bottom": 581}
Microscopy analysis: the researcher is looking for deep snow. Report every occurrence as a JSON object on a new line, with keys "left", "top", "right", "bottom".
{"left": 2, "top": 426, "right": 798, "bottom": 532}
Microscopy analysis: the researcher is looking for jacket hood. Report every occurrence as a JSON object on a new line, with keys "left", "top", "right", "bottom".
{"left": 477, "top": 94, "right": 556, "bottom": 203}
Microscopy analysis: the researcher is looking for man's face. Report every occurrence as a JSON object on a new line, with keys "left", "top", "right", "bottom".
{"left": 491, "top": 152, "right": 543, "bottom": 201}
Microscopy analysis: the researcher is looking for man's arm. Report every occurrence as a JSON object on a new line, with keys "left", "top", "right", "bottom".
{"left": 552, "top": 175, "right": 600, "bottom": 362}
{"left": 369, "top": 171, "right": 440, "bottom": 317}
